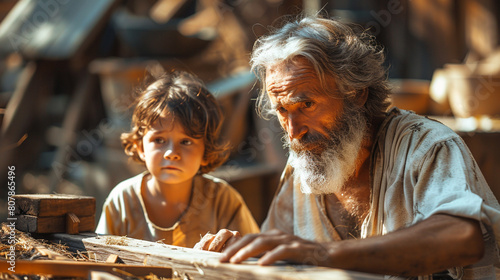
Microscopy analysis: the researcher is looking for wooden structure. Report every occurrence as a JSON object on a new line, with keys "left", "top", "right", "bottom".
{"left": 0, "top": 0, "right": 119, "bottom": 199}
{"left": 14, "top": 233, "right": 388, "bottom": 280}
{"left": 14, "top": 194, "right": 96, "bottom": 234}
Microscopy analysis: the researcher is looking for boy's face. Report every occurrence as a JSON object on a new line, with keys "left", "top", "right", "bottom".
{"left": 138, "top": 117, "right": 207, "bottom": 187}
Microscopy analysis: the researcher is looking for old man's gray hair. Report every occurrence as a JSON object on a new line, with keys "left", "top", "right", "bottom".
{"left": 251, "top": 15, "right": 391, "bottom": 119}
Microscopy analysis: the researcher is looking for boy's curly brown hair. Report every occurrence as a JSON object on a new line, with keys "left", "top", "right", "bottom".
{"left": 121, "top": 70, "right": 230, "bottom": 173}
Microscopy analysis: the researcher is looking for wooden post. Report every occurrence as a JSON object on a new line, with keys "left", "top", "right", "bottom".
{"left": 66, "top": 212, "right": 81, "bottom": 234}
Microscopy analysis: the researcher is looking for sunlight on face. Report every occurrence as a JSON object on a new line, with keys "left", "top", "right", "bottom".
{"left": 266, "top": 58, "right": 368, "bottom": 195}
{"left": 266, "top": 57, "right": 344, "bottom": 154}
{"left": 285, "top": 101, "right": 367, "bottom": 195}
{"left": 139, "top": 117, "right": 207, "bottom": 187}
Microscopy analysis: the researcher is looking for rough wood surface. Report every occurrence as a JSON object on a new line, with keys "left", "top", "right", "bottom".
{"left": 0, "top": 260, "right": 172, "bottom": 278}
{"left": 16, "top": 214, "right": 94, "bottom": 233}
{"left": 66, "top": 212, "right": 81, "bottom": 234}
{"left": 80, "top": 235, "right": 386, "bottom": 280}
{"left": 38, "top": 232, "right": 97, "bottom": 252}
{"left": 13, "top": 194, "right": 96, "bottom": 217}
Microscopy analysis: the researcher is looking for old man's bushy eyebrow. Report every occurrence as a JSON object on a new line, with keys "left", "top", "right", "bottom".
{"left": 271, "top": 95, "right": 313, "bottom": 109}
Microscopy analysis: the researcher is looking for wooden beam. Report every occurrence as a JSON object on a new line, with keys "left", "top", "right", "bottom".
{"left": 37, "top": 232, "right": 97, "bottom": 253}
{"left": 77, "top": 235, "right": 385, "bottom": 280}
{"left": 0, "top": 260, "right": 172, "bottom": 278}
{"left": 16, "top": 214, "right": 94, "bottom": 234}
{"left": 14, "top": 194, "right": 95, "bottom": 217}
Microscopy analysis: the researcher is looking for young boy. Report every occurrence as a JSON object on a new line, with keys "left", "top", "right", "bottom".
{"left": 95, "top": 71, "right": 259, "bottom": 247}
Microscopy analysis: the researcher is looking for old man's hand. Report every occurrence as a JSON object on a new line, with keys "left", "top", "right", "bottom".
{"left": 194, "top": 229, "right": 242, "bottom": 252}
{"left": 219, "top": 229, "right": 332, "bottom": 266}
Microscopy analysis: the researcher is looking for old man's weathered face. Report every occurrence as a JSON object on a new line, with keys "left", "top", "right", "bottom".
{"left": 266, "top": 57, "right": 342, "bottom": 155}
{"left": 266, "top": 57, "right": 368, "bottom": 194}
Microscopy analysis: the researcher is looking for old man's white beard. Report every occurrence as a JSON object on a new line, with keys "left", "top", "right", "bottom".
{"left": 286, "top": 108, "right": 368, "bottom": 195}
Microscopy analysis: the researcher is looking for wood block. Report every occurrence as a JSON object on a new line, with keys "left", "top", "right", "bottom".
{"left": 105, "top": 254, "right": 121, "bottom": 264}
{"left": 16, "top": 214, "right": 95, "bottom": 234}
{"left": 13, "top": 194, "right": 95, "bottom": 217}
{"left": 66, "top": 212, "right": 81, "bottom": 234}
{"left": 89, "top": 271, "right": 124, "bottom": 280}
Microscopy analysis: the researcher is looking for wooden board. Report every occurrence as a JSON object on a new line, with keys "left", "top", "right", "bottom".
{"left": 79, "top": 235, "right": 386, "bottom": 280}
{"left": 0, "top": 0, "right": 117, "bottom": 59}
{"left": 16, "top": 214, "right": 95, "bottom": 233}
{"left": 13, "top": 194, "right": 95, "bottom": 217}
{"left": 35, "top": 232, "right": 97, "bottom": 253}
{"left": 0, "top": 260, "right": 172, "bottom": 278}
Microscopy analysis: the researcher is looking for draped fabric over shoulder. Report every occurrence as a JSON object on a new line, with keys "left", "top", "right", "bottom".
{"left": 262, "top": 108, "right": 500, "bottom": 279}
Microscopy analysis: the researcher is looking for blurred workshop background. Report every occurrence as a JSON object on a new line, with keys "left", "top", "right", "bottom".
{"left": 1, "top": 0, "right": 500, "bottom": 225}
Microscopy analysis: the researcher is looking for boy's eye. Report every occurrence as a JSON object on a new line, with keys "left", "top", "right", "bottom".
{"left": 181, "top": 139, "right": 193, "bottom": 145}
{"left": 153, "top": 138, "right": 165, "bottom": 144}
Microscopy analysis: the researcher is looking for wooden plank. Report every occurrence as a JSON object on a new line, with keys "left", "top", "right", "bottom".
{"left": 105, "top": 254, "right": 120, "bottom": 263}
{"left": 79, "top": 235, "right": 386, "bottom": 280}
{"left": 16, "top": 214, "right": 94, "bottom": 234}
{"left": 0, "top": 0, "right": 117, "bottom": 59}
{"left": 0, "top": 260, "right": 172, "bottom": 278}
{"left": 13, "top": 194, "right": 95, "bottom": 217}
{"left": 38, "top": 232, "right": 97, "bottom": 253}
{"left": 89, "top": 271, "right": 124, "bottom": 280}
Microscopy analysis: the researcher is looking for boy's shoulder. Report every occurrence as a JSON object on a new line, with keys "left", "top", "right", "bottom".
{"left": 195, "top": 174, "right": 243, "bottom": 200}
{"left": 200, "top": 173, "right": 229, "bottom": 185}
{"left": 107, "top": 172, "right": 146, "bottom": 200}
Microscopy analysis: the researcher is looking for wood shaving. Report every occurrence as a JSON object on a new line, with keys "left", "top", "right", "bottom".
{"left": 104, "top": 236, "right": 129, "bottom": 246}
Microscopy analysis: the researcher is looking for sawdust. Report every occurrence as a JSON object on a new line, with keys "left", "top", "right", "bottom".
{"left": 0, "top": 223, "right": 85, "bottom": 280}
{"left": 0, "top": 223, "right": 177, "bottom": 280}
{"left": 104, "top": 235, "right": 129, "bottom": 246}
{"left": 0, "top": 223, "right": 76, "bottom": 261}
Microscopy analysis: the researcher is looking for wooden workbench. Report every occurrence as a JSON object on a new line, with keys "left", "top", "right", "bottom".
{"left": 32, "top": 233, "right": 389, "bottom": 280}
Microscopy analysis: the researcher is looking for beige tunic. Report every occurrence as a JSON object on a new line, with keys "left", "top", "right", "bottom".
{"left": 262, "top": 108, "right": 500, "bottom": 279}
{"left": 96, "top": 172, "right": 259, "bottom": 247}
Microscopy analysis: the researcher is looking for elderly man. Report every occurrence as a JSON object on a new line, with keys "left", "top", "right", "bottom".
{"left": 196, "top": 15, "right": 500, "bottom": 279}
